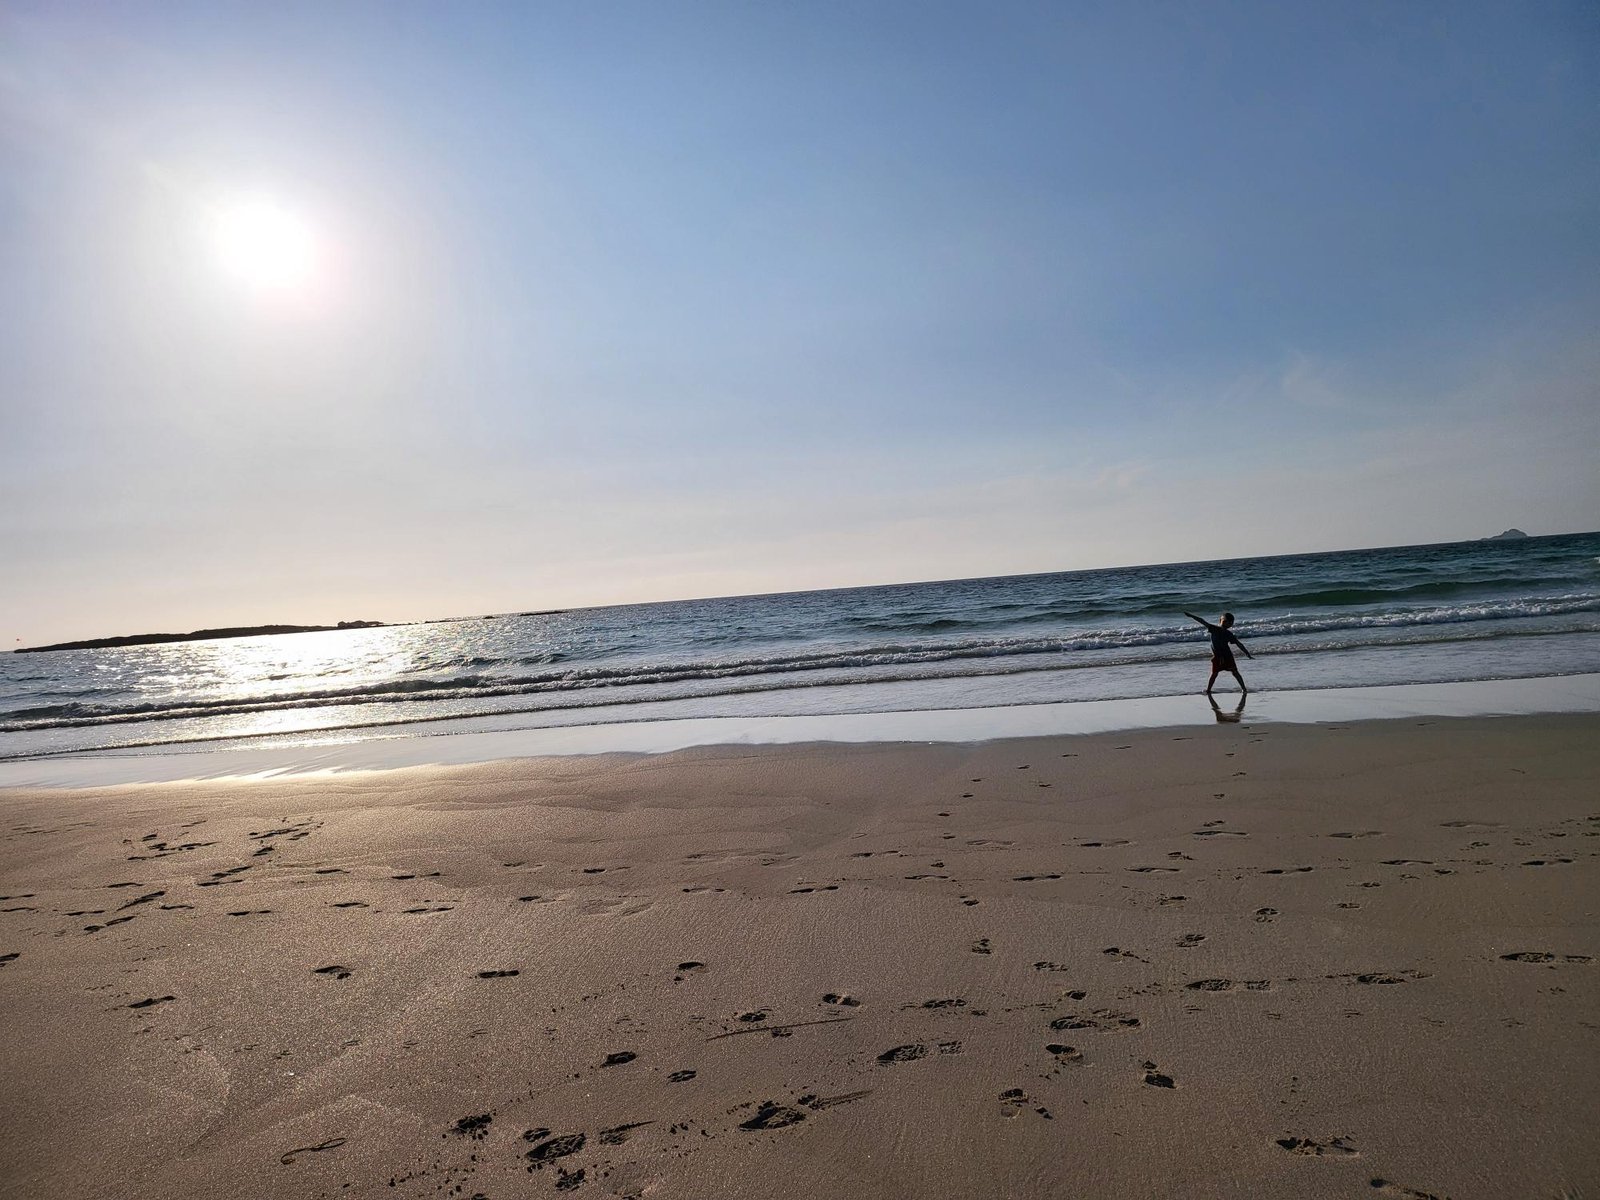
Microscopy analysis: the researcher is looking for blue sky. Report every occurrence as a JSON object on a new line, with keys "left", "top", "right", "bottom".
{"left": 2, "top": 1, "right": 1597, "bottom": 641}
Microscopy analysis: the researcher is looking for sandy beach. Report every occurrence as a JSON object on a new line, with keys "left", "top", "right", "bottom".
{"left": 2, "top": 713, "right": 1597, "bottom": 1199}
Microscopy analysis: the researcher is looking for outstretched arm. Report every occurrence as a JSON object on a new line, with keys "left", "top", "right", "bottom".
{"left": 1184, "top": 612, "right": 1213, "bottom": 629}
{"left": 1229, "top": 631, "right": 1253, "bottom": 659}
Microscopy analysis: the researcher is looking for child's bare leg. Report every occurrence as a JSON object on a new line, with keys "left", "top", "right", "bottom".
{"left": 1205, "top": 668, "right": 1220, "bottom": 695}
{"left": 1231, "top": 669, "right": 1248, "bottom": 694}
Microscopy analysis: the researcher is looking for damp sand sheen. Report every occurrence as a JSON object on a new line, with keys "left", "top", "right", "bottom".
{"left": 1, "top": 713, "right": 1597, "bottom": 1198}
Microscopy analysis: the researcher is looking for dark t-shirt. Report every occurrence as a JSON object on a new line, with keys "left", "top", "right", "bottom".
{"left": 1192, "top": 618, "right": 1242, "bottom": 660}
{"left": 1187, "top": 613, "right": 1246, "bottom": 664}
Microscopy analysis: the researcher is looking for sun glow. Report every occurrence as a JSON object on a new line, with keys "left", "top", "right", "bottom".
{"left": 208, "top": 195, "right": 321, "bottom": 294}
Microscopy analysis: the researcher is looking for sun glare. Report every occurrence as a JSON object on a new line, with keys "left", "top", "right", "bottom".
{"left": 208, "top": 196, "right": 320, "bottom": 293}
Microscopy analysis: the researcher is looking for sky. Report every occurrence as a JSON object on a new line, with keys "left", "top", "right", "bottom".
{"left": 2, "top": 1, "right": 1597, "bottom": 643}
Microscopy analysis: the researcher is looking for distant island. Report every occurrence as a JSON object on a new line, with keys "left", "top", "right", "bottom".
{"left": 16, "top": 620, "right": 385, "bottom": 654}
{"left": 1484, "top": 528, "right": 1530, "bottom": 540}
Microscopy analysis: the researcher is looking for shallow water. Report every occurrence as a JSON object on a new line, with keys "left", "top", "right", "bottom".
{"left": 3, "top": 531, "right": 1597, "bottom": 760}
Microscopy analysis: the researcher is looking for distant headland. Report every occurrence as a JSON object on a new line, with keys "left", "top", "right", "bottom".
{"left": 15, "top": 621, "right": 385, "bottom": 654}
{"left": 1484, "top": 528, "right": 1529, "bottom": 540}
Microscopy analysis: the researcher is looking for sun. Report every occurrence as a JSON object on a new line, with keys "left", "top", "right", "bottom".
{"left": 208, "top": 195, "right": 320, "bottom": 293}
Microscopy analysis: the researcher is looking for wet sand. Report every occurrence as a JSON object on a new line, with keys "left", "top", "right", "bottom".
{"left": 1, "top": 714, "right": 1596, "bottom": 1198}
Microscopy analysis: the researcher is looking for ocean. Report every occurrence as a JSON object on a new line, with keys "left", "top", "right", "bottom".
{"left": 3, "top": 532, "right": 1598, "bottom": 763}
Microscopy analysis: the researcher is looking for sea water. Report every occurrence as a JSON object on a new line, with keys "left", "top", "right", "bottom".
{"left": 3, "top": 532, "right": 1598, "bottom": 761}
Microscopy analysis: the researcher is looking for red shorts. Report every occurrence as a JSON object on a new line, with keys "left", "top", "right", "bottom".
{"left": 1211, "top": 653, "right": 1237, "bottom": 672}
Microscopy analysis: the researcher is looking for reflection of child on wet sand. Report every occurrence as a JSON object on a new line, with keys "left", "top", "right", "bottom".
{"left": 1184, "top": 611, "right": 1253, "bottom": 695}
{"left": 1209, "top": 693, "right": 1246, "bottom": 723}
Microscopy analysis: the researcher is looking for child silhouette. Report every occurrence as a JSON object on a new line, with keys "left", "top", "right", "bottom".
{"left": 1184, "top": 611, "right": 1253, "bottom": 695}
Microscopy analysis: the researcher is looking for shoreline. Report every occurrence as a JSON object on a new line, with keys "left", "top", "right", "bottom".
{"left": 1, "top": 714, "right": 1595, "bottom": 1197}
{"left": 3, "top": 672, "right": 1597, "bottom": 790}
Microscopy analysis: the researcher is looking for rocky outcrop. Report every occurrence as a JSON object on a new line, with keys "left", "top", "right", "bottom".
{"left": 16, "top": 621, "right": 385, "bottom": 653}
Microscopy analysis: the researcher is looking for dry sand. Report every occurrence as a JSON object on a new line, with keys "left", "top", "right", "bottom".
{"left": 1, "top": 714, "right": 1597, "bottom": 1199}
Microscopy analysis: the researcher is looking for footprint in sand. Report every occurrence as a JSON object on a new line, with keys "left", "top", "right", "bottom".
{"left": 1276, "top": 1135, "right": 1358, "bottom": 1157}
{"left": 998, "top": 1087, "right": 1053, "bottom": 1119}
{"left": 597, "top": 1121, "right": 651, "bottom": 1145}
{"left": 822, "top": 993, "right": 860, "bottom": 1007}
{"left": 128, "top": 995, "right": 175, "bottom": 1009}
{"left": 1176, "top": 933, "right": 1206, "bottom": 948}
{"left": 1141, "top": 1061, "right": 1176, "bottom": 1088}
{"left": 799, "top": 1090, "right": 872, "bottom": 1112}
{"left": 1186, "top": 978, "right": 1271, "bottom": 992}
{"left": 1045, "top": 1043, "right": 1083, "bottom": 1063}
{"left": 971, "top": 938, "right": 992, "bottom": 954}
{"left": 1050, "top": 1009, "right": 1141, "bottom": 1032}
{"left": 477, "top": 969, "right": 519, "bottom": 978}
{"left": 525, "top": 1132, "right": 586, "bottom": 1165}
{"left": 1500, "top": 951, "right": 1592, "bottom": 964}
{"left": 739, "top": 1102, "right": 806, "bottom": 1131}
{"left": 667, "top": 1069, "right": 697, "bottom": 1082}
{"left": 1369, "top": 1179, "right": 1445, "bottom": 1199}
{"left": 1326, "top": 970, "right": 1430, "bottom": 985}
{"left": 878, "top": 1042, "right": 962, "bottom": 1064}
{"left": 313, "top": 965, "right": 353, "bottom": 980}
{"left": 452, "top": 1114, "right": 493, "bottom": 1139}
{"left": 83, "top": 915, "right": 136, "bottom": 933}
